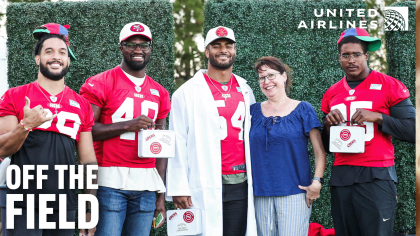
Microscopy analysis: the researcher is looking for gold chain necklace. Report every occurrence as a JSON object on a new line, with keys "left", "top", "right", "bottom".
{"left": 35, "top": 82, "right": 66, "bottom": 115}
{"left": 206, "top": 72, "right": 233, "bottom": 101}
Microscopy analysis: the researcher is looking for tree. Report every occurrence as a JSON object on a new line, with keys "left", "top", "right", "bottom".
{"left": 173, "top": 0, "right": 205, "bottom": 89}
{"left": 363, "top": 0, "right": 404, "bottom": 73}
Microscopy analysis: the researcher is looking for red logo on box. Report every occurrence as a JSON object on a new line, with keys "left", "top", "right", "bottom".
{"left": 150, "top": 142, "right": 162, "bottom": 154}
{"left": 347, "top": 139, "right": 356, "bottom": 147}
{"left": 340, "top": 129, "right": 351, "bottom": 141}
{"left": 183, "top": 211, "right": 194, "bottom": 223}
{"left": 169, "top": 212, "right": 178, "bottom": 220}
{"left": 146, "top": 134, "right": 155, "bottom": 141}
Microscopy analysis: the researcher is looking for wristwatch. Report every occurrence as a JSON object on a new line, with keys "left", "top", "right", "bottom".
{"left": 312, "top": 177, "right": 324, "bottom": 185}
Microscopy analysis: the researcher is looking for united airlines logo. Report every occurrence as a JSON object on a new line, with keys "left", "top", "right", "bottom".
{"left": 384, "top": 7, "right": 409, "bottom": 31}
{"left": 297, "top": 6, "right": 409, "bottom": 31}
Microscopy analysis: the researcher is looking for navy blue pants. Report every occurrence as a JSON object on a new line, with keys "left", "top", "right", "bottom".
{"left": 222, "top": 181, "right": 248, "bottom": 236}
{"left": 331, "top": 179, "right": 398, "bottom": 236}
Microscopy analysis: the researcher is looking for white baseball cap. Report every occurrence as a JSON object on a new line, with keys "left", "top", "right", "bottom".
{"left": 204, "top": 26, "right": 236, "bottom": 48}
{"left": 119, "top": 22, "right": 152, "bottom": 43}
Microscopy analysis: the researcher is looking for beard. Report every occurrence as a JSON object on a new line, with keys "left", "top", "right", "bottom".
{"left": 209, "top": 53, "right": 236, "bottom": 70}
{"left": 124, "top": 53, "right": 150, "bottom": 71}
{"left": 39, "top": 61, "right": 69, "bottom": 81}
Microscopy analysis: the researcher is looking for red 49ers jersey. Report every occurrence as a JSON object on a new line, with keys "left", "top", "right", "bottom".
{"left": 321, "top": 70, "right": 410, "bottom": 167}
{"left": 204, "top": 73, "right": 246, "bottom": 175}
{"left": 0, "top": 82, "right": 94, "bottom": 142}
{"left": 80, "top": 66, "right": 171, "bottom": 168}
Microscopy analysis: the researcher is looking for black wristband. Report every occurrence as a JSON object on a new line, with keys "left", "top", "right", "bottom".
{"left": 312, "top": 177, "right": 324, "bottom": 185}
{"left": 86, "top": 208, "right": 91, "bottom": 213}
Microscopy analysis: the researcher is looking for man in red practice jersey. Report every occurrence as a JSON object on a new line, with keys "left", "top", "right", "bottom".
{"left": 166, "top": 26, "right": 257, "bottom": 236}
{"left": 80, "top": 22, "right": 170, "bottom": 236}
{"left": 321, "top": 27, "right": 415, "bottom": 236}
{"left": 0, "top": 23, "right": 97, "bottom": 236}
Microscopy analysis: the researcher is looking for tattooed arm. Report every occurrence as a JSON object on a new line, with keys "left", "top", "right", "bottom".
{"left": 77, "top": 131, "right": 98, "bottom": 236}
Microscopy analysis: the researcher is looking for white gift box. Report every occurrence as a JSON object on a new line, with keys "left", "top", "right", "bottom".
{"left": 138, "top": 130, "right": 175, "bottom": 158}
{"left": 329, "top": 126, "right": 365, "bottom": 153}
{"left": 167, "top": 208, "right": 202, "bottom": 235}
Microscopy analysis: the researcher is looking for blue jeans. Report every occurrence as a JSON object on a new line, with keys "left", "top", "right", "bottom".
{"left": 95, "top": 186, "right": 156, "bottom": 236}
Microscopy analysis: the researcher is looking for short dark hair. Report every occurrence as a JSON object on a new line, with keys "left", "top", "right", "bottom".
{"left": 338, "top": 36, "right": 368, "bottom": 54}
{"left": 254, "top": 56, "right": 292, "bottom": 94}
{"left": 33, "top": 33, "right": 67, "bottom": 57}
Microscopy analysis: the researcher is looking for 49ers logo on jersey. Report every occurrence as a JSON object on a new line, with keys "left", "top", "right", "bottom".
{"left": 130, "top": 24, "right": 144, "bottom": 32}
{"left": 340, "top": 129, "right": 351, "bottom": 141}
{"left": 150, "top": 142, "right": 162, "bottom": 154}
{"left": 216, "top": 27, "right": 228, "bottom": 37}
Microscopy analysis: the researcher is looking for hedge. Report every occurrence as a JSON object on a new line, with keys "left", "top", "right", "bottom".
{"left": 385, "top": 1, "right": 416, "bottom": 233}
{"left": 6, "top": 1, "right": 174, "bottom": 235}
{"left": 6, "top": 0, "right": 174, "bottom": 94}
{"left": 204, "top": 0, "right": 415, "bottom": 233}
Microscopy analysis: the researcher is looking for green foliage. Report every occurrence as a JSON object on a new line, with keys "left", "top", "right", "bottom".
{"left": 173, "top": 0, "right": 205, "bottom": 88}
{"left": 0, "top": 0, "right": 51, "bottom": 32}
{"left": 7, "top": 0, "right": 50, "bottom": 2}
{"left": 204, "top": 0, "right": 415, "bottom": 233}
{"left": 7, "top": 1, "right": 174, "bottom": 235}
{"left": 385, "top": 1, "right": 416, "bottom": 233}
{"left": 6, "top": 0, "right": 174, "bottom": 96}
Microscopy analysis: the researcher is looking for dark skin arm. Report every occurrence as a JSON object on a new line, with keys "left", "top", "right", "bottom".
{"left": 0, "top": 97, "right": 56, "bottom": 158}
{"left": 350, "top": 109, "right": 382, "bottom": 126}
{"left": 90, "top": 104, "right": 153, "bottom": 141}
{"left": 323, "top": 99, "right": 416, "bottom": 147}
{"left": 77, "top": 132, "right": 98, "bottom": 236}
{"left": 323, "top": 109, "right": 346, "bottom": 134}
{"left": 90, "top": 103, "right": 167, "bottom": 228}
{"left": 324, "top": 108, "right": 382, "bottom": 131}
{"left": 173, "top": 196, "right": 193, "bottom": 209}
{"left": 153, "top": 118, "right": 167, "bottom": 228}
